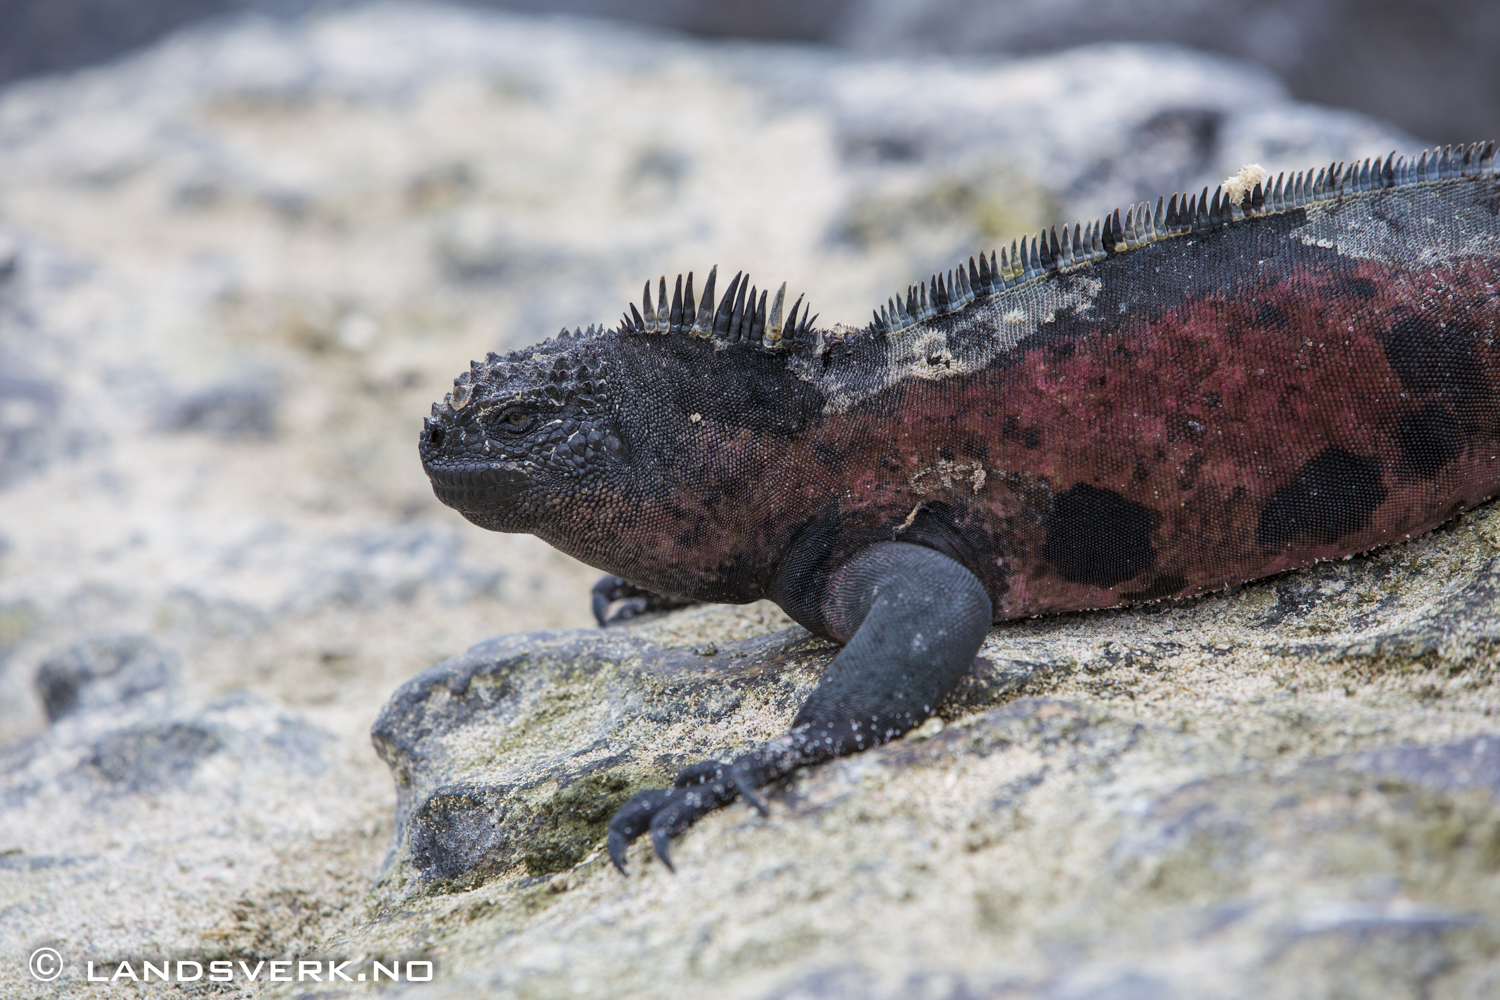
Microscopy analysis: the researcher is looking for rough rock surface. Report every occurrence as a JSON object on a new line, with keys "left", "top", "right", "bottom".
{"left": 3, "top": 635, "right": 383, "bottom": 975}
{"left": 4, "top": 2, "right": 1490, "bottom": 998}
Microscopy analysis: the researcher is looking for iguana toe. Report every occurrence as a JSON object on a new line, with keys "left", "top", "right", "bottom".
{"left": 590, "top": 575, "right": 696, "bottom": 626}
{"left": 605, "top": 788, "right": 673, "bottom": 873}
{"left": 606, "top": 761, "right": 743, "bottom": 874}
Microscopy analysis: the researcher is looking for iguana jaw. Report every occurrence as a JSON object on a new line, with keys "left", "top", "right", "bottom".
{"left": 420, "top": 448, "right": 533, "bottom": 531}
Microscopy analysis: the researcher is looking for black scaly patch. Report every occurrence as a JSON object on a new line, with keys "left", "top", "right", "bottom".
{"left": 1256, "top": 447, "right": 1387, "bottom": 548}
{"left": 1397, "top": 403, "right": 1468, "bottom": 477}
{"left": 1042, "top": 484, "right": 1158, "bottom": 589}
{"left": 1382, "top": 315, "right": 1489, "bottom": 404}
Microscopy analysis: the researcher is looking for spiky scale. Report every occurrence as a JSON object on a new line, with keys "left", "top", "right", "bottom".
{"left": 786, "top": 294, "right": 803, "bottom": 336}
{"left": 714, "top": 271, "right": 743, "bottom": 339}
{"left": 670, "top": 274, "right": 684, "bottom": 331}
{"left": 692, "top": 266, "right": 717, "bottom": 337}
{"left": 683, "top": 272, "right": 698, "bottom": 328}
{"left": 750, "top": 289, "right": 767, "bottom": 344}
{"left": 766, "top": 283, "right": 786, "bottom": 348}
{"left": 728, "top": 277, "right": 750, "bottom": 343}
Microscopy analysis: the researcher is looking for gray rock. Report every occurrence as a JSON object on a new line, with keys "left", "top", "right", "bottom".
{"left": 3, "top": 1, "right": 1498, "bottom": 144}
{"left": 0, "top": 374, "right": 63, "bottom": 487}
{"left": 0, "top": 1, "right": 860, "bottom": 91}
{"left": 1326, "top": 737, "right": 1500, "bottom": 795}
{"left": 834, "top": 0, "right": 1500, "bottom": 145}
{"left": 159, "top": 378, "right": 280, "bottom": 439}
{"left": 0, "top": 678, "right": 384, "bottom": 985}
{"left": 371, "top": 622, "right": 832, "bottom": 888}
{"left": 33, "top": 634, "right": 177, "bottom": 722}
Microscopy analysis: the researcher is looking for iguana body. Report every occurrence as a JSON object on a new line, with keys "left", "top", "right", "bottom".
{"left": 419, "top": 142, "right": 1500, "bottom": 871}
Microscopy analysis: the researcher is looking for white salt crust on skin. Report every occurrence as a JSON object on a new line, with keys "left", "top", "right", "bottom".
{"left": 1221, "top": 162, "right": 1271, "bottom": 205}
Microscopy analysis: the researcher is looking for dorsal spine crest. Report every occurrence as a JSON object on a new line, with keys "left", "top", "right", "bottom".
{"left": 597, "top": 142, "right": 1495, "bottom": 358}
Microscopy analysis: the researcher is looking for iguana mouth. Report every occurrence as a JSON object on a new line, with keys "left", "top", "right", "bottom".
{"left": 422, "top": 459, "right": 529, "bottom": 512}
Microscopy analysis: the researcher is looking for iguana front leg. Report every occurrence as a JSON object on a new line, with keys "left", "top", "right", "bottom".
{"left": 606, "top": 542, "right": 992, "bottom": 872}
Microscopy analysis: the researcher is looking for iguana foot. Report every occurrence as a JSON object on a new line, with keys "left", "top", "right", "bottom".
{"left": 591, "top": 575, "right": 697, "bottom": 626}
{"left": 607, "top": 747, "right": 797, "bottom": 872}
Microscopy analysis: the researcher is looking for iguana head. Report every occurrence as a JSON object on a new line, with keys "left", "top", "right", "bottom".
{"left": 420, "top": 267, "right": 820, "bottom": 535}
{"left": 419, "top": 328, "right": 620, "bottom": 534}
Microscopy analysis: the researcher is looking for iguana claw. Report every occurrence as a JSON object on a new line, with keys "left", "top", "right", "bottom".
{"left": 590, "top": 575, "right": 696, "bottom": 626}
{"left": 606, "top": 788, "right": 673, "bottom": 873}
{"left": 605, "top": 762, "right": 742, "bottom": 873}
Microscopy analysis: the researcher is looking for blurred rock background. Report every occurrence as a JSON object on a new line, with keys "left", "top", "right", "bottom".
{"left": 0, "top": 2, "right": 1494, "bottom": 998}
{"left": 3, "top": 0, "right": 1497, "bottom": 143}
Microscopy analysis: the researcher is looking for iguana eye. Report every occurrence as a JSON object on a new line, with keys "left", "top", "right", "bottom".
{"left": 492, "top": 408, "right": 534, "bottom": 433}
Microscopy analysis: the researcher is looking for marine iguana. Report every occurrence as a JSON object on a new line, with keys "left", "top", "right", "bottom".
{"left": 419, "top": 142, "right": 1500, "bottom": 873}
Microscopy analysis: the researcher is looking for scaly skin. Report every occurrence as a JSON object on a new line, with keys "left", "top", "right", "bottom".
{"left": 419, "top": 142, "right": 1500, "bottom": 871}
